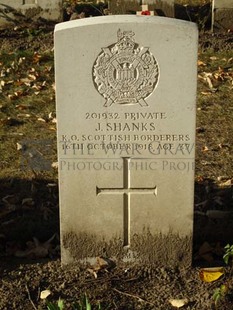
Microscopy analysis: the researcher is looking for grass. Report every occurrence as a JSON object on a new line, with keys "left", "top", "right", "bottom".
{"left": 195, "top": 49, "right": 233, "bottom": 179}
{"left": 0, "top": 46, "right": 56, "bottom": 179}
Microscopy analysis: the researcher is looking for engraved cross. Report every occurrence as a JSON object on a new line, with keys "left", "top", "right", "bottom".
{"left": 96, "top": 157, "right": 157, "bottom": 246}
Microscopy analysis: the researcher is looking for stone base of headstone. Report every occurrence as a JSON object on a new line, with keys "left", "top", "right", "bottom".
{"left": 62, "top": 231, "right": 192, "bottom": 267}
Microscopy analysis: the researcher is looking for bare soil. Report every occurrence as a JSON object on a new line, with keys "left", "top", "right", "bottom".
{"left": 0, "top": 22, "right": 232, "bottom": 310}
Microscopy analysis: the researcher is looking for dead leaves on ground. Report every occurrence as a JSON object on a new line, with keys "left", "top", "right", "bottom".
{"left": 198, "top": 56, "right": 233, "bottom": 94}
{"left": 0, "top": 50, "right": 56, "bottom": 131}
{"left": 199, "top": 267, "right": 224, "bottom": 283}
{"left": 13, "top": 234, "right": 57, "bottom": 259}
{"left": 197, "top": 55, "right": 232, "bottom": 175}
{"left": 87, "top": 257, "right": 116, "bottom": 278}
{"left": 169, "top": 298, "right": 189, "bottom": 308}
{"left": 0, "top": 193, "right": 55, "bottom": 219}
{"left": 87, "top": 259, "right": 192, "bottom": 308}
{"left": 4, "top": 234, "right": 59, "bottom": 259}
{"left": 218, "top": 178, "right": 233, "bottom": 188}
{"left": 0, "top": 184, "right": 58, "bottom": 258}
{"left": 194, "top": 177, "right": 232, "bottom": 213}
{"left": 40, "top": 289, "right": 51, "bottom": 300}
{"left": 0, "top": 51, "right": 54, "bottom": 99}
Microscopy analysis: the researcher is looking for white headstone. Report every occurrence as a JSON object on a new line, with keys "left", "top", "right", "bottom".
{"left": 155, "top": 0, "right": 175, "bottom": 17}
{"left": 213, "top": 0, "right": 233, "bottom": 9}
{"left": 0, "top": 0, "right": 62, "bottom": 24}
{"left": 55, "top": 16, "right": 198, "bottom": 266}
{"left": 212, "top": 0, "right": 233, "bottom": 31}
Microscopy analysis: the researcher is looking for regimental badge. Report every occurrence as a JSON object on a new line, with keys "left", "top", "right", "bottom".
{"left": 93, "top": 29, "right": 159, "bottom": 107}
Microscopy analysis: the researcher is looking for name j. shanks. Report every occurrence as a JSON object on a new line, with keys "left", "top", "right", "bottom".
{"left": 95, "top": 122, "right": 156, "bottom": 132}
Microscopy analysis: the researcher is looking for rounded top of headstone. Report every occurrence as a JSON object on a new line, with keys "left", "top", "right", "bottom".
{"left": 55, "top": 15, "right": 198, "bottom": 33}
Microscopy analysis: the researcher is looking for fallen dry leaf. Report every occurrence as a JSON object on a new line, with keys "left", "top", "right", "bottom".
{"left": 48, "top": 111, "right": 57, "bottom": 123}
{"left": 197, "top": 60, "right": 206, "bottom": 66}
{"left": 37, "top": 117, "right": 46, "bottom": 122}
{"left": 49, "top": 126, "right": 56, "bottom": 131}
{"left": 87, "top": 268, "right": 98, "bottom": 279}
{"left": 51, "top": 162, "right": 59, "bottom": 169}
{"left": 202, "top": 145, "right": 209, "bottom": 152}
{"left": 210, "top": 56, "right": 218, "bottom": 61}
{"left": 17, "top": 113, "right": 31, "bottom": 118}
{"left": 2, "top": 194, "right": 19, "bottom": 206}
{"left": 14, "top": 234, "right": 56, "bottom": 259}
{"left": 16, "top": 104, "right": 31, "bottom": 110}
{"left": 33, "top": 52, "right": 42, "bottom": 64}
{"left": 169, "top": 298, "right": 188, "bottom": 308}
{"left": 28, "top": 74, "right": 37, "bottom": 81}
{"left": 16, "top": 142, "right": 24, "bottom": 151}
{"left": 40, "top": 289, "right": 51, "bottom": 300}
{"left": 21, "top": 198, "right": 34, "bottom": 207}
{"left": 218, "top": 143, "right": 230, "bottom": 149}
{"left": 219, "top": 179, "right": 232, "bottom": 188}
{"left": 47, "top": 183, "right": 57, "bottom": 188}
{"left": 87, "top": 256, "right": 116, "bottom": 278}
{"left": 199, "top": 267, "right": 224, "bottom": 283}
{"left": 200, "top": 91, "right": 212, "bottom": 95}
{"left": 196, "top": 175, "right": 204, "bottom": 182}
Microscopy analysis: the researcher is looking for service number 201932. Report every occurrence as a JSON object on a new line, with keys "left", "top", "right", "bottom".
{"left": 85, "top": 112, "right": 120, "bottom": 120}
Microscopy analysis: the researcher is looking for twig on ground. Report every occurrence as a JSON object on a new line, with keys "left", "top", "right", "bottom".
{"left": 113, "top": 288, "right": 154, "bottom": 306}
{"left": 25, "top": 284, "right": 37, "bottom": 310}
{"left": 37, "top": 286, "right": 41, "bottom": 302}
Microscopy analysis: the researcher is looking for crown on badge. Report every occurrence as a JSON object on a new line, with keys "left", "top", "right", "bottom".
{"left": 115, "top": 29, "right": 135, "bottom": 53}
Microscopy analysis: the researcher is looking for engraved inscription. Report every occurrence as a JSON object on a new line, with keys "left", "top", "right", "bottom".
{"left": 93, "top": 29, "right": 159, "bottom": 107}
{"left": 96, "top": 157, "right": 157, "bottom": 246}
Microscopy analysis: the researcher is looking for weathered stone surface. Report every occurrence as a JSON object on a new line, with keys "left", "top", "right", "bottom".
{"left": 55, "top": 16, "right": 198, "bottom": 266}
